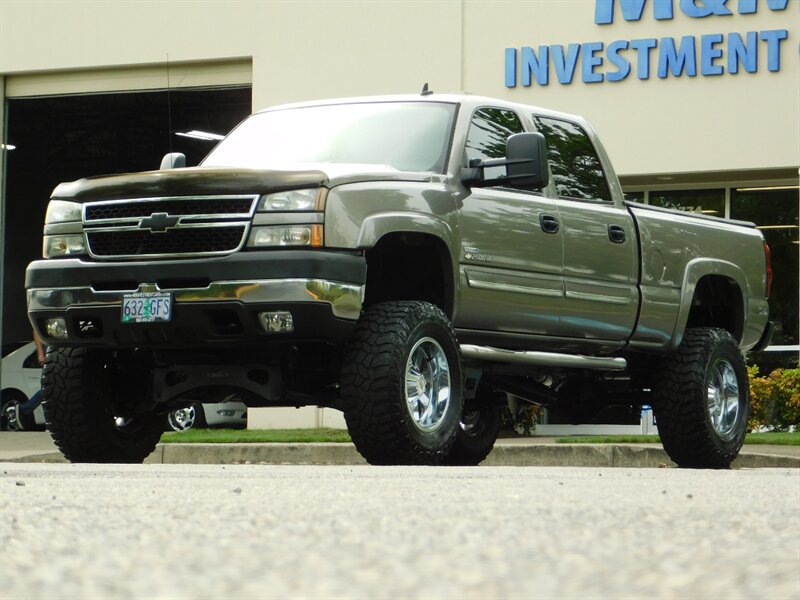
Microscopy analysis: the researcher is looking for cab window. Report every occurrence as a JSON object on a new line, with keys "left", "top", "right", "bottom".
{"left": 533, "top": 116, "right": 611, "bottom": 202}
{"left": 464, "top": 108, "right": 525, "bottom": 182}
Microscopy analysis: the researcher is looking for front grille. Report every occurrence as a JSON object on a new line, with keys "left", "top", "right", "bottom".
{"left": 86, "top": 198, "right": 254, "bottom": 221}
{"left": 83, "top": 195, "right": 257, "bottom": 259}
{"left": 88, "top": 226, "right": 246, "bottom": 257}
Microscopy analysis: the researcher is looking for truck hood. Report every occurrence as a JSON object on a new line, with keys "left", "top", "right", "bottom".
{"left": 51, "top": 164, "right": 441, "bottom": 202}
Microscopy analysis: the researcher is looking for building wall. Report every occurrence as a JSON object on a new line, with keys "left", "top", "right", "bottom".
{"left": 1, "top": 0, "right": 797, "bottom": 178}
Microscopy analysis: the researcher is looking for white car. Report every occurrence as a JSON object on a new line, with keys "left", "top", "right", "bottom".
{"left": 1, "top": 341, "right": 247, "bottom": 432}
{"left": 1, "top": 341, "right": 46, "bottom": 430}
{"left": 165, "top": 398, "right": 248, "bottom": 432}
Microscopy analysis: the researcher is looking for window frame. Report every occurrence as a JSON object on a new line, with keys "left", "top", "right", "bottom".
{"left": 532, "top": 115, "right": 613, "bottom": 205}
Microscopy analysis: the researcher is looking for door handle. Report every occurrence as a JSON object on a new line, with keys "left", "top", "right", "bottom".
{"left": 540, "top": 214, "right": 559, "bottom": 234}
{"left": 608, "top": 225, "right": 626, "bottom": 244}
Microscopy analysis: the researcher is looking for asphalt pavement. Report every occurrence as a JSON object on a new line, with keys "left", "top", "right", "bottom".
{"left": 2, "top": 431, "right": 798, "bottom": 468}
{"left": 2, "top": 463, "right": 798, "bottom": 599}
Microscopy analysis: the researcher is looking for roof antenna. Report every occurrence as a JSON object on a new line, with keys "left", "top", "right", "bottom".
{"left": 166, "top": 53, "right": 173, "bottom": 154}
{"left": 420, "top": 82, "right": 433, "bottom": 96}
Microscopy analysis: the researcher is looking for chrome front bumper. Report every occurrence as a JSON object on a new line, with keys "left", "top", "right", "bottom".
{"left": 28, "top": 278, "right": 365, "bottom": 321}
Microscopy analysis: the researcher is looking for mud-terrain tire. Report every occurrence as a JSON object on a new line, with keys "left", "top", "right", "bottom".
{"left": 443, "top": 389, "right": 502, "bottom": 466}
{"left": 653, "top": 328, "right": 749, "bottom": 469}
{"left": 42, "top": 347, "right": 163, "bottom": 463}
{"left": 341, "top": 301, "right": 463, "bottom": 465}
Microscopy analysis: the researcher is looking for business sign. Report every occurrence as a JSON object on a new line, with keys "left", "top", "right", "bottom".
{"left": 505, "top": 0, "right": 790, "bottom": 86}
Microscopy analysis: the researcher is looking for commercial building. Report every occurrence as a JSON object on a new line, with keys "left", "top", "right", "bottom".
{"left": 1, "top": 1, "right": 796, "bottom": 427}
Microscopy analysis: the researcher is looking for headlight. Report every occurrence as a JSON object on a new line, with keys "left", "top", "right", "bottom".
{"left": 45, "top": 200, "right": 82, "bottom": 224}
{"left": 248, "top": 225, "right": 323, "bottom": 248}
{"left": 44, "top": 234, "right": 87, "bottom": 257}
{"left": 258, "top": 189, "right": 325, "bottom": 212}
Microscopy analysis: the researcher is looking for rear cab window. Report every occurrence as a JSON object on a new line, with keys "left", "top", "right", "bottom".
{"left": 532, "top": 116, "right": 612, "bottom": 203}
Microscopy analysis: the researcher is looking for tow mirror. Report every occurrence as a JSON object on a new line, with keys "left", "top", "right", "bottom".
{"left": 462, "top": 132, "right": 549, "bottom": 189}
{"left": 160, "top": 152, "right": 186, "bottom": 170}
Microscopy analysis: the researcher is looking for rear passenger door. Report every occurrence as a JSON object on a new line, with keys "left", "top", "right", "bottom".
{"left": 532, "top": 116, "right": 638, "bottom": 343}
{"left": 457, "top": 107, "right": 564, "bottom": 337}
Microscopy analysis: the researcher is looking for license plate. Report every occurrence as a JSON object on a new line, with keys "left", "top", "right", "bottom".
{"left": 121, "top": 292, "right": 173, "bottom": 323}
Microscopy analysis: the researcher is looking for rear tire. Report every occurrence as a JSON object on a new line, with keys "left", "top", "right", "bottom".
{"left": 341, "top": 301, "right": 463, "bottom": 465}
{"left": 42, "top": 347, "right": 163, "bottom": 463}
{"left": 443, "top": 389, "right": 502, "bottom": 466}
{"left": 653, "top": 328, "right": 749, "bottom": 469}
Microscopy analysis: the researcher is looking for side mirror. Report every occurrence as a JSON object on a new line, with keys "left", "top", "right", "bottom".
{"left": 462, "top": 132, "right": 549, "bottom": 189}
{"left": 160, "top": 152, "right": 186, "bottom": 170}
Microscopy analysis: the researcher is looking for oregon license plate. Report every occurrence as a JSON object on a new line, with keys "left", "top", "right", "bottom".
{"left": 121, "top": 292, "right": 173, "bottom": 323}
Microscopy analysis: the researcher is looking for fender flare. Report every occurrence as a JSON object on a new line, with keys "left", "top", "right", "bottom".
{"left": 355, "top": 212, "right": 454, "bottom": 249}
{"left": 671, "top": 258, "right": 748, "bottom": 350}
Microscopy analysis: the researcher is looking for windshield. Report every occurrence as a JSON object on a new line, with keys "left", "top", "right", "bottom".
{"left": 202, "top": 101, "right": 456, "bottom": 173}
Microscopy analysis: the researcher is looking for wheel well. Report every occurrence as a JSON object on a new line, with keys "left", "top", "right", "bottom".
{"left": 686, "top": 276, "right": 744, "bottom": 341}
{"left": 1, "top": 388, "right": 28, "bottom": 404}
{"left": 364, "top": 232, "right": 454, "bottom": 318}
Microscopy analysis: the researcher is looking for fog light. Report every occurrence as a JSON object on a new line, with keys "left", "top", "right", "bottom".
{"left": 45, "top": 318, "right": 68, "bottom": 340}
{"left": 259, "top": 311, "right": 294, "bottom": 333}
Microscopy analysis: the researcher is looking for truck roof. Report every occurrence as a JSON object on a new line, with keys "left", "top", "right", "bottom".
{"left": 254, "top": 93, "right": 590, "bottom": 129}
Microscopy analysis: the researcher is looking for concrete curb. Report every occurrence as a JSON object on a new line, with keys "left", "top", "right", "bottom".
{"left": 6, "top": 443, "right": 799, "bottom": 468}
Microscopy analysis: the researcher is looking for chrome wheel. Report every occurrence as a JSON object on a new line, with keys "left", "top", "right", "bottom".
{"left": 706, "top": 358, "right": 741, "bottom": 441}
{"left": 2, "top": 400, "right": 22, "bottom": 431}
{"left": 405, "top": 337, "right": 451, "bottom": 433}
{"left": 167, "top": 406, "right": 198, "bottom": 431}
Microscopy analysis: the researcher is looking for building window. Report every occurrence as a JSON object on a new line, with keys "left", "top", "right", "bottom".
{"left": 624, "top": 191, "right": 645, "bottom": 203}
{"left": 731, "top": 188, "right": 799, "bottom": 346}
{"left": 648, "top": 189, "right": 725, "bottom": 217}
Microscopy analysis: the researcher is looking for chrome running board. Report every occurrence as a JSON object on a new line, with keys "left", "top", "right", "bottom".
{"left": 460, "top": 344, "right": 627, "bottom": 371}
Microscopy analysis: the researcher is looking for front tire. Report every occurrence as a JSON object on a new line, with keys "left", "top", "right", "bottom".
{"left": 653, "top": 328, "right": 749, "bottom": 469}
{"left": 42, "top": 347, "right": 163, "bottom": 463}
{"left": 341, "top": 301, "right": 463, "bottom": 465}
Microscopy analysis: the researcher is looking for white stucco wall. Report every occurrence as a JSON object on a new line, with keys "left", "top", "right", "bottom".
{"left": 1, "top": 0, "right": 797, "bottom": 176}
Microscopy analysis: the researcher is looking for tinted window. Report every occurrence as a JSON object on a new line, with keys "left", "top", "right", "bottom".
{"left": 731, "top": 188, "right": 798, "bottom": 346}
{"left": 533, "top": 117, "right": 611, "bottom": 202}
{"left": 649, "top": 189, "right": 725, "bottom": 217}
{"left": 464, "top": 108, "right": 524, "bottom": 181}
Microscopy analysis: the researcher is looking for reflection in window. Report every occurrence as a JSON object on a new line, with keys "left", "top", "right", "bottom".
{"left": 464, "top": 108, "right": 524, "bottom": 180}
{"left": 532, "top": 117, "right": 611, "bottom": 202}
{"left": 625, "top": 191, "right": 645, "bottom": 203}
{"left": 649, "top": 189, "right": 725, "bottom": 217}
{"left": 732, "top": 188, "right": 799, "bottom": 346}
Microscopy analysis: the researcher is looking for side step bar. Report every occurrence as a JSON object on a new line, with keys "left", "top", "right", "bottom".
{"left": 460, "top": 344, "right": 628, "bottom": 371}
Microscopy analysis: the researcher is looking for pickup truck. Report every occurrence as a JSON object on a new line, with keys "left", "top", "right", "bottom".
{"left": 26, "top": 93, "right": 773, "bottom": 468}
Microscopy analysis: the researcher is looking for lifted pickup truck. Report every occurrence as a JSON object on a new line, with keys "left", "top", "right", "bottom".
{"left": 27, "top": 93, "right": 773, "bottom": 468}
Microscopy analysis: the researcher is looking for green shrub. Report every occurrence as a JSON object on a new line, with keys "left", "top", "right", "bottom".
{"left": 747, "top": 366, "right": 800, "bottom": 431}
{"left": 500, "top": 403, "right": 540, "bottom": 436}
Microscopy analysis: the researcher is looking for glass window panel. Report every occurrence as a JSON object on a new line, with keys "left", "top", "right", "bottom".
{"left": 532, "top": 116, "right": 611, "bottom": 202}
{"left": 624, "top": 191, "right": 645, "bottom": 203}
{"left": 464, "top": 107, "right": 524, "bottom": 181}
{"left": 648, "top": 189, "right": 725, "bottom": 217}
{"left": 732, "top": 188, "right": 799, "bottom": 346}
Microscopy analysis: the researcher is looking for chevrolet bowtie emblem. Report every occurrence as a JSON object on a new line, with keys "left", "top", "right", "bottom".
{"left": 139, "top": 212, "right": 180, "bottom": 233}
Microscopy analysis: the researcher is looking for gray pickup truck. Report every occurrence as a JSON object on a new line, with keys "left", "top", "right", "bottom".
{"left": 26, "top": 93, "right": 773, "bottom": 468}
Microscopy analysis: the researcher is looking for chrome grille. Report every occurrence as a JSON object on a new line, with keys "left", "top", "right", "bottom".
{"left": 83, "top": 195, "right": 258, "bottom": 259}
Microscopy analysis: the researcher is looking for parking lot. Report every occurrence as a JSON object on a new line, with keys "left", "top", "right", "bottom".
{"left": 2, "top": 463, "right": 798, "bottom": 599}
